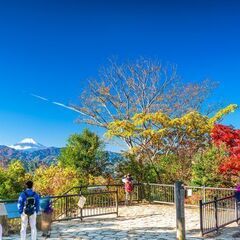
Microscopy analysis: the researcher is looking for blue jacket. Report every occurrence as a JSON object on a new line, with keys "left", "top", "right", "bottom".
{"left": 17, "top": 189, "right": 40, "bottom": 214}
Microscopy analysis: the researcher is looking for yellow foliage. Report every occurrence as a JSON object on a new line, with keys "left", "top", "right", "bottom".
{"left": 33, "top": 165, "right": 82, "bottom": 196}
{"left": 88, "top": 175, "right": 110, "bottom": 185}
{"left": 209, "top": 104, "right": 238, "bottom": 125}
{"left": 106, "top": 104, "right": 238, "bottom": 149}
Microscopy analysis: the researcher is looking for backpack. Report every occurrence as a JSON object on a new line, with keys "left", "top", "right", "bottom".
{"left": 24, "top": 191, "right": 36, "bottom": 216}
{"left": 125, "top": 181, "right": 134, "bottom": 193}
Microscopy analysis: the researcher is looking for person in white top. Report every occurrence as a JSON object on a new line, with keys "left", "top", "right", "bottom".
{"left": 0, "top": 202, "right": 7, "bottom": 240}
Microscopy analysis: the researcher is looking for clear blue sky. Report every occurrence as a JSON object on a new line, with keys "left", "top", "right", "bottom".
{"left": 0, "top": 0, "right": 239, "bottom": 150}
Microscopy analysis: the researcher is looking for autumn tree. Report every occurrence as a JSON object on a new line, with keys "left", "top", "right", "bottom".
{"left": 73, "top": 58, "right": 217, "bottom": 150}
{"left": 211, "top": 124, "right": 240, "bottom": 176}
{"left": 106, "top": 105, "right": 237, "bottom": 182}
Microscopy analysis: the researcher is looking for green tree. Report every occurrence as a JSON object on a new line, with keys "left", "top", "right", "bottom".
{"left": 191, "top": 146, "right": 229, "bottom": 187}
{"left": 157, "top": 155, "right": 187, "bottom": 184}
{"left": 59, "top": 129, "right": 109, "bottom": 177}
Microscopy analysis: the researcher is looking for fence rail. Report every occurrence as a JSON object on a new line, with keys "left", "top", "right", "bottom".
{"left": 0, "top": 190, "right": 118, "bottom": 234}
{"left": 51, "top": 190, "right": 118, "bottom": 221}
{"left": 65, "top": 183, "right": 141, "bottom": 204}
{"left": 144, "top": 183, "right": 235, "bottom": 206}
{"left": 200, "top": 195, "right": 239, "bottom": 236}
{"left": 144, "top": 183, "right": 175, "bottom": 204}
{"left": 50, "top": 183, "right": 236, "bottom": 207}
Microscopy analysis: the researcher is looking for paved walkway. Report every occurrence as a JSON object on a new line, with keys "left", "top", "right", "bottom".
{"left": 4, "top": 204, "right": 240, "bottom": 239}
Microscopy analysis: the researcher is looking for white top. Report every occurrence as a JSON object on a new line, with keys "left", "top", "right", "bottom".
{"left": 0, "top": 203, "right": 7, "bottom": 216}
{"left": 122, "top": 178, "right": 127, "bottom": 183}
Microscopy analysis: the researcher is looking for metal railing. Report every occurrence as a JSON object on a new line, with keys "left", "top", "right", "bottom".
{"left": 65, "top": 183, "right": 141, "bottom": 204}
{"left": 200, "top": 195, "right": 239, "bottom": 236}
{"left": 51, "top": 190, "right": 118, "bottom": 221}
{"left": 143, "top": 183, "right": 175, "bottom": 204}
{"left": 0, "top": 190, "right": 118, "bottom": 234}
{"left": 54, "top": 183, "right": 235, "bottom": 207}
{"left": 144, "top": 183, "right": 235, "bottom": 206}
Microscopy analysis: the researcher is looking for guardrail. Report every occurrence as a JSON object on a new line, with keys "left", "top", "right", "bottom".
{"left": 144, "top": 183, "right": 235, "bottom": 206}
{"left": 54, "top": 183, "right": 236, "bottom": 207}
{"left": 51, "top": 190, "right": 118, "bottom": 221}
{"left": 200, "top": 195, "right": 239, "bottom": 236}
{"left": 143, "top": 183, "right": 175, "bottom": 204}
{"left": 0, "top": 190, "right": 118, "bottom": 235}
{"left": 65, "top": 183, "right": 141, "bottom": 204}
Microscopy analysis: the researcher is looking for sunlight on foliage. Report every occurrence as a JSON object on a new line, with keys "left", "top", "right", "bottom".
{"left": 106, "top": 104, "right": 237, "bottom": 146}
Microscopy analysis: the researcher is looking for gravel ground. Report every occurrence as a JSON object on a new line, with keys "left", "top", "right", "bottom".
{"left": 4, "top": 204, "right": 240, "bottom": 239}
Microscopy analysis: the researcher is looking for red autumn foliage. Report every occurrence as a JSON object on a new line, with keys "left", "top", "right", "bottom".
{"left": 211, "top": 124, "right": 240, "bottom": 175}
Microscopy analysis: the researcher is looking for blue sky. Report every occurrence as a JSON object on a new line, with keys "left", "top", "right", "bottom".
{"left": 0, "top": 0, "right": 239, "bottom": 150}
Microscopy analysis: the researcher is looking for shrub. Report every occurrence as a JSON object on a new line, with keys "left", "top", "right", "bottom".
{"left": 33, "top": 165, "right": 84, "bottom": 196}
{"left": 0, "top": 160, "right": 31, "bottom": 199}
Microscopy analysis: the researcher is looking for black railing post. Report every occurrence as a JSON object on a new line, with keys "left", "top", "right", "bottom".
{"left": 137, "top": 185, "right": 139, "bottom": 203}
{"left": 235, "top": 197, "right": 239, "bottom": 223}
{"left": 80, "top": 207, "right": 83, "bottom": 221}
{"left": 199, "top": 200, "right": 204, "bottom": 236}
{"left": 78, "top": 188, "right": 83, "bottom": 221}
{"left": 65, "top": 196, "right": 68, "bottom": 219}
{"left": 116, "top": 190, "right": 119, "bottom": 217}
{"left": 214, "top": 197, "right": 218, "bottom": 233}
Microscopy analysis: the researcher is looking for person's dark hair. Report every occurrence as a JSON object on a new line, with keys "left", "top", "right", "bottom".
{"left": 26, "top": 180, "right": 33, "bottom": 189}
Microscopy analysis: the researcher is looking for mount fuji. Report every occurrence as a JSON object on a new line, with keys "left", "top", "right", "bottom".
{"left": 0, "top": 138, "right": 61, "bottom": 169}
{"left": 9, "top": 138, "right": 47, "bottom": 151}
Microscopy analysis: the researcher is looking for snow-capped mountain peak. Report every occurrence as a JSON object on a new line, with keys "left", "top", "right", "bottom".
{"left": 19, "top": 138, "right": 38, "bottom": 144}
{"left": 9, "top": 138, "right": 47, "bottom": 151}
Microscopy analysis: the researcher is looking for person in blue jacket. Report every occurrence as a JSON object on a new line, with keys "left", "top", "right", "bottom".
{"left": 17, "top": 180, "right": 40, "bottom": 240}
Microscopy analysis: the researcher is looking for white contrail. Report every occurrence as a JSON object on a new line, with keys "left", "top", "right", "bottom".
{"left": 30, "top": 93, "right": 49, "bottom": 101}
{"left": 52, "top": 102, "right": 82, "bottom": 113}
{"left": 31, "top": 93, "right": 82, "bottom": 114}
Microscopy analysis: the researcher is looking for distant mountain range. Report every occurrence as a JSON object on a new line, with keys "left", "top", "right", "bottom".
{"left": 0, "top": 138, "right": 123, "bottom": 172}
{"left": 0, "top": 138, "right": 61, "bottom": 169}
